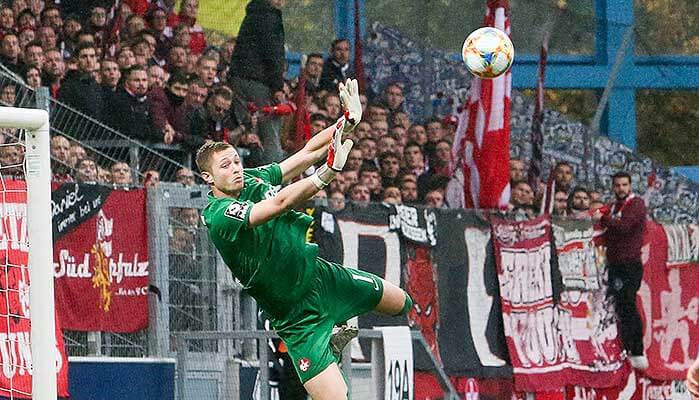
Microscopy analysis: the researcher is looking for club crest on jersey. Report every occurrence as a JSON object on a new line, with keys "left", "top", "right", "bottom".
{"left": 298, "top": 358, "right": 311, "bottom": 372}
{"left": 224, "top": 202, "right": 249, "bottom": 220}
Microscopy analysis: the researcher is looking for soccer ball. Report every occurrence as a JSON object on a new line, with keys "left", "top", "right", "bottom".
{"left": 462, "top": 27, "right": 514, "bottom": 79}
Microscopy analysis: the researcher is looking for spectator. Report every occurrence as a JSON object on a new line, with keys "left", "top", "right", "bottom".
{"left": 0, "top": 33, "right": 22, "bottom": 75}
{"left": 383, "top": 83, "right": 405, "bottom": 116}
{"left": 378, "top": 151, "right": 401, "bottom": 185}
{"left": 87, "top": 6, "right": 108, "bottom": 46}
{"left": 16, "top": 9, "right": 36, "bottom": 31}
{"left": 184, "top": 78, "right": 208, "bottom": 107}
{"left": 61, "top": 14, "right": 81, "bottom": 58}
{"left": 424, "top": 189, "right": 445, "bottom": 208}
{"left": 18, "top": 28, "right": 35, "bottom": 50}
{"left": 509, "top": 158, "right": 526, "bottom": 183}
{"left": 117, "top": 46, "right": 137, "bottom": 71}
{"left": 42, "top": 47, "right": 64, "bottom": 97}
{"left": 300, "top": 53, "right": 323, "bottom": 94}
{"left": 195, "top": 55, "right": 217, "bottom": 87}
{"left": 370, "top": 120, "right": 389, "bottom": 139}
{"left": 348, "top": 182, "right": 370, "bottom": 208}
{"left": 186, "top": 85, "right": 246, "bottom": 146}
{"left": 406, "top": 124, "right": 428, "bottom": 146}
{"left": 40, "top": 6, "right": 62, "bottom": 33}
{"left": 97, "top": 166, "right": 112, "bottom": 184}
{"left": 100, "top": 59, "right": 121, "bottom": 93}
{"left": 143, "top": 169, "right": 161, "bottom": 187}
{"left": 69, "top": 143, "right": 87, "bottom": 168}
{"left": 553, "top": 189, "right": 568, "bottom": 216}
{"left": 592, "top": 171, "right": 648, "bottom": 370}
{"left": 145, "top": 6, "right": 170, "bottom": 61}
{"left": 75, "top": 158, "right": 98, "bottom": 183}
{"left": 553, "top": 161, "right": 574, "bottom": 193}
{"left": 376, "top": 134, "right": 398, "bottom": 156}
{"left": 382, "top": 186, "right": 402, "bottom": 206}
{"left": 0, "top": 83, "right": 16, "bottom": 106}
{"left": 0, "top": 144, "right": 24, "bottom": 179}
{"left": 322, "top": 92, "right": 342, "bottom": 120}
{"left": 149, "top": 70, "right": 190, "bottom": 144}
{"left": 105, "top": 65, "right": 158, "bottom": 141}
{"left": 309, "top": 113, "right": 329, "bottom": 135}
{"left": 36, "top": 26, "right": 57, "bottom": 50}
{"left": 147, "top": 64, "right": 167, "bottom": 88}
{"left": 22, "top": 40, "right": 43, "bottom": 69}
{"left": 328, "top": 189, "right": 345, "bottom": 212}
{"left": 132, "top": 35, "right": 157, "bottom": 67}
{"left": 508, "top": 180, "right": 536, "bottom": 219}
{"left": 50, "top": 135, "right": 73, "bottom": 182}
{"left": 23, "top": 65, "right": 41, "bottom": 88}
{"left": 168, "top": 0, "right": 206, "bottom": 55}
{"left": 342, "top": 169, "right": 358, "bottom": 189}
{"left": 404, "top": 142, "right": 426, "bottom": 177}
{"left": 366, "top": 103, "right": 388, "bottom": 124}
{"left": 509, "top": 180, "right": 535, "bottom": 208}
{"left": 568, "top": 186, "right": 591, "bottom": 219}
{"left": 111, "top": 162, "right": 133, "bottom": 186}
{"left": 319, "top": 38, "right": 352, "bottom": 93}
{"left": 327, "top": 172, "right": 347, "bottom": 195}
{"left": 0, "top": 7, "right": 14, "bottom": 37}
{"left": 358, "top": 137, "right": 377, "bottom": 165}
{"left": 399, "top": 177, "right": 418, "bottom": 204}
{"left": 228, "top": 0, "right": 286, "bottom": 163}
{"left": 589, "top": 190, "right": 602, "bottom": 202}
{"left": 58, "top": 42, "right": 102, "bottom": 118}
{"left": 166, "top": 45, "right": 188, "bottom": 73}
{"left": 354, "top": 121, "right": 371, "bottom": 140}
{"left": 359, "top": 162, "right": 382, "bottom": 201}
{"left": 392, "top": 110, "right": 411, "bottom": 130}
{"left": 174, "top": 167, "right": 196, "bottom": 186}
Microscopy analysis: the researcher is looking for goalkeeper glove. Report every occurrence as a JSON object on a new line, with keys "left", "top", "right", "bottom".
{"left": 311, "top": 118, "right": 354, "bottom": 189}
{"left": 338, "top": 78, "right": 362, "bottom": 134}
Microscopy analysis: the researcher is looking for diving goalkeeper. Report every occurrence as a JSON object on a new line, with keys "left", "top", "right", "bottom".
{"left": 197, "top": 79, "right": 413, "bottom": 400}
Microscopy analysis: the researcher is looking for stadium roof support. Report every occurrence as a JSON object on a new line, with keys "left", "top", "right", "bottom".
{"left": 335, "top": 0, "right": 699, "bottom": 151}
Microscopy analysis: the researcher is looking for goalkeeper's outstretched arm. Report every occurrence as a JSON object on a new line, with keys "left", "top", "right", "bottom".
{"left": 248, "top": 121, "right": 354, "bottom": 228}
{"left": 279, "top": 79, "right": 361, "bottom": 182}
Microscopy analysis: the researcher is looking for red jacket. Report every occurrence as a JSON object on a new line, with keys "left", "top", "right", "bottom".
{"left": 601, "top": 195, "right": 647, "bottom": 265}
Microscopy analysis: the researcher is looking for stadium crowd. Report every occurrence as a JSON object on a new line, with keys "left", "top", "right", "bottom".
{"left": 0, "top": 0, "right": 615, "bottom": 217}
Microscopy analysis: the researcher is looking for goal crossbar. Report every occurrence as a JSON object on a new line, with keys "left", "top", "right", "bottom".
{"left": 0, "top": 106, "right": 56, "bottom": 399}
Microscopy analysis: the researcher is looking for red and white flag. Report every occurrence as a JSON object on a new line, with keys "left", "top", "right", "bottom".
{"left": 450, "top": 0, "right": 512, "bottom": 209}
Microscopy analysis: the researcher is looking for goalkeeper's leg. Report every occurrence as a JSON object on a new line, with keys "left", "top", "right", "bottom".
{"left": 374, "top": 278, "right": 413, "bottom": 316}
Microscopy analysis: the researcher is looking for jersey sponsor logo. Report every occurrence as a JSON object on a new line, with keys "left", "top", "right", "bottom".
{"left": 224, "top": 202, "right": 249, "bottom": 220}
{"left": 298, "top": 357, "right": 311, "bottom": 372}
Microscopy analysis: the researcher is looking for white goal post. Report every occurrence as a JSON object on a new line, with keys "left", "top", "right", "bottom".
{"left": 0, "top": 106, "right": 56, "bottom": 399}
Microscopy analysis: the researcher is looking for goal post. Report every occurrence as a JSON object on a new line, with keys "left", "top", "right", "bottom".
{"left": 0, "top": 106, "right": 56, "bottom": 399}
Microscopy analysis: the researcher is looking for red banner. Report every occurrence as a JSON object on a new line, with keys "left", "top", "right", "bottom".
{"left": 491, "top": 216, "right": 565, "bottom": 391}
{"left": 0, "top": 180, "right": 69, "bottom": 398}
{"left": 638, "top": 221, "right": 699, "bottom": 381}
{"left": 53, "top": 184, "right": 149, "bottom": 332}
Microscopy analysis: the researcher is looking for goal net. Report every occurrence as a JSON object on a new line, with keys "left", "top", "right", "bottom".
{"left": 0, "top": 106, "right": 58, "bottom": 399}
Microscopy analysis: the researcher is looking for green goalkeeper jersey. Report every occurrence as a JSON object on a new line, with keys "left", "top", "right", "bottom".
{"left": 201, "top": 163, "right": 319, "bottom": 319}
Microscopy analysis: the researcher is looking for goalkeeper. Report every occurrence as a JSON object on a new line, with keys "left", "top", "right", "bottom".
{"left": 197, "top": 79, "right": 412, "bottom": 400}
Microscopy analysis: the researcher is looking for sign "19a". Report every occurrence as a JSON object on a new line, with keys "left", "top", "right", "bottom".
{"left": 386, "top": 359, "right": 411, "bottom": 399}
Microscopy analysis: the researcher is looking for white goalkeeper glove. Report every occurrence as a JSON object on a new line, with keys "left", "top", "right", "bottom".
{"left": 337, "top": 78, "right": 362, "bottom": 134}
{"left": 311, "top": 119, "right": 354, "bottom": 189}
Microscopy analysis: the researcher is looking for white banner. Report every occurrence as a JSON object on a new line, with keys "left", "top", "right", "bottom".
{"left": 378, "top": 326, "right": 414, "bottom": 400}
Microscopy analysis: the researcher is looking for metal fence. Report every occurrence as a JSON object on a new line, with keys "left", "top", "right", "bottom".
{"left": 174, "top": 329, "right": 458, "bottom": 400}
{"left": 0, "top": 65, "right": 198, "bottom": 183}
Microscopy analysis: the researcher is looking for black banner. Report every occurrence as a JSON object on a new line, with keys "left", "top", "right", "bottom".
{"left": 51, "top": 183, "right": 112, "bottom": 241}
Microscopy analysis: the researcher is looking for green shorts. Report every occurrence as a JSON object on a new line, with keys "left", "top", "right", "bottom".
{"left": 270, "top": 257, "right": 384, "bottom": 383}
